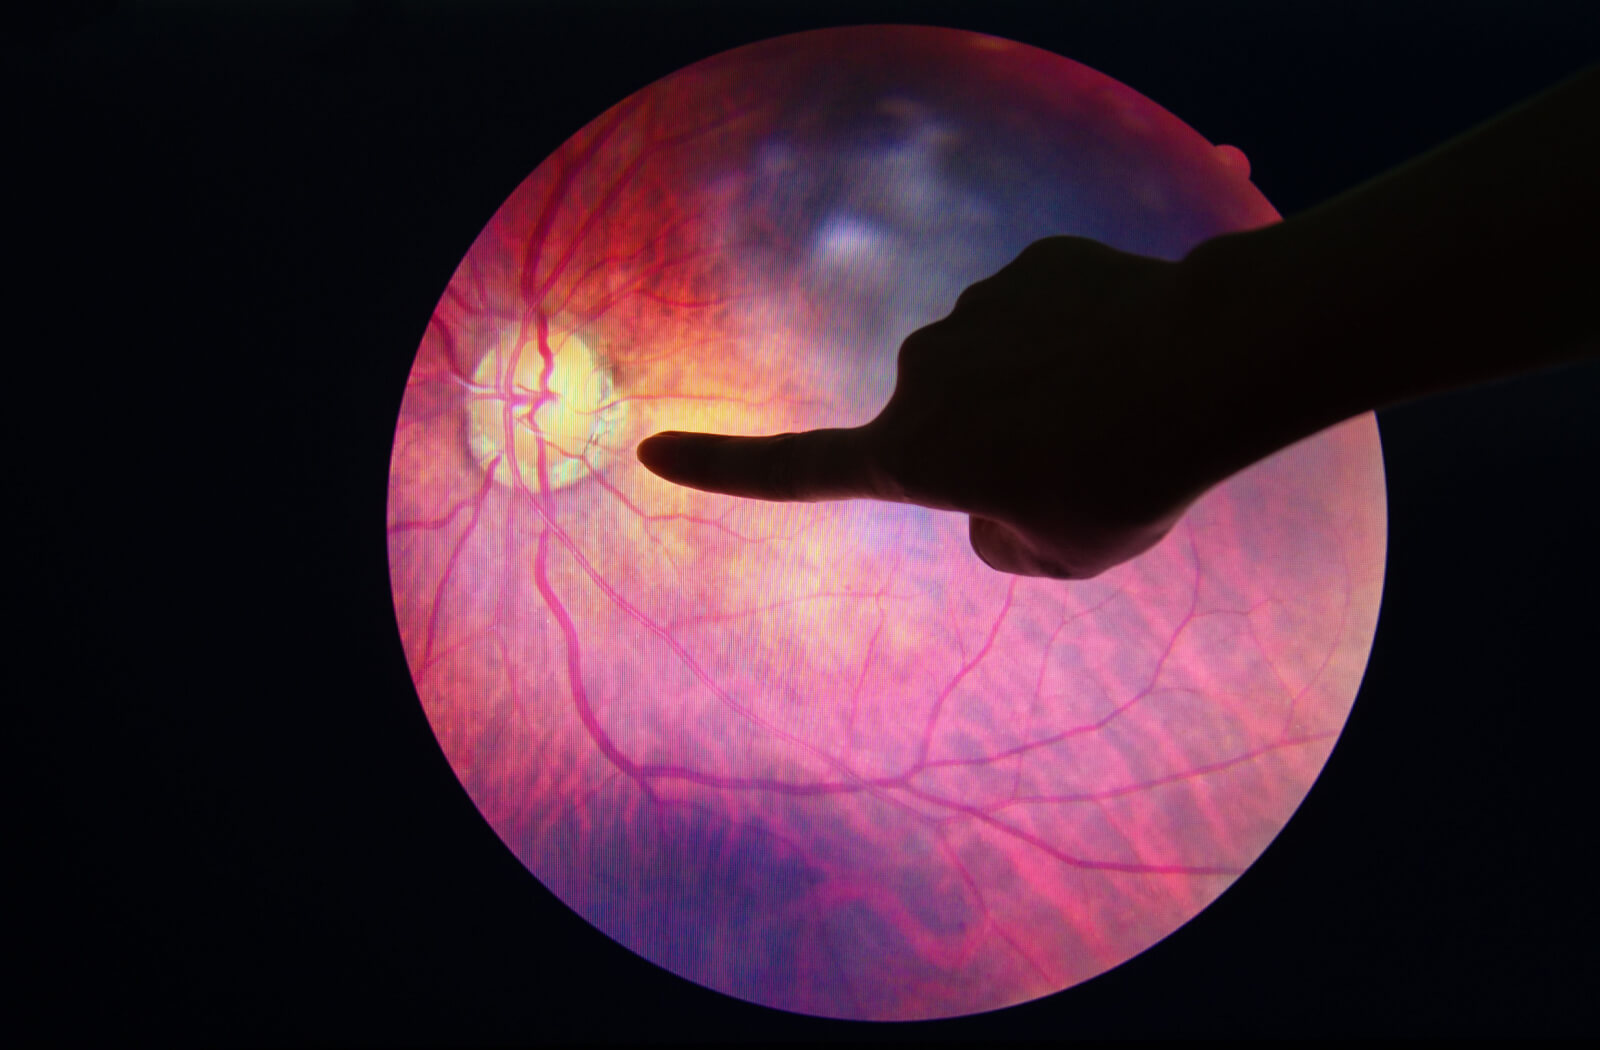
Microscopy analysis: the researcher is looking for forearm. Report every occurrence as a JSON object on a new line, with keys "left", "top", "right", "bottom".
{"left": 1177, "top": 64, "right": 1598, "bottom": 487}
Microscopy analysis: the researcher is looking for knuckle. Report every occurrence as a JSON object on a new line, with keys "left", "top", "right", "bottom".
{"left": 951, "top": 275, "right": 995, "bottom": 314}
{"left": 866, "top": 441, "right": 912, "bottom": 503}
{"left": 895, "top": 324, "right": 951, "bottom": 377}
{"left": 765, "top": 432, "right": 802, "bottom": 497}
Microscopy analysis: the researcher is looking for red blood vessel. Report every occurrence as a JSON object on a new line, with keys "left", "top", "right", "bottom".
{"left": 386, "top": 26, "right": 1386, "bottom": 1020}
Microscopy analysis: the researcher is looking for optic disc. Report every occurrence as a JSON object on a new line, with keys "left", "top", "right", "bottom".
{"left": 464, "top": 327, "right": 623, "bottom": 492}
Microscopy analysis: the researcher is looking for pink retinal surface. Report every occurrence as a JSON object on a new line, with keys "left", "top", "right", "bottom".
{"left": 385, "top": 27, "right": 1387, "bottom": 1021}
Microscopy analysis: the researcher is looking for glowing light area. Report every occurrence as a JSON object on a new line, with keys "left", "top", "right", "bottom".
{"left": 464, "top": 326, "right": 622, "bottom": 492}
{"left": 386, "top": 27, "right": 1385, "bottom": 1022}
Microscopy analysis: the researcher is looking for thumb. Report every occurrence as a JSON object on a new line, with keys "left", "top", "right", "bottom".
{"left": 636, "top": 427, "right": 879, "bottom": 502}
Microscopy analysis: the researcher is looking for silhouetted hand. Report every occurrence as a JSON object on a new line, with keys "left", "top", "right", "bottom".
{"left": 639, "top": 68, "right": 1600, "bottom": 578}
{"left": 636, "top": 236, "right": 1209, "bottom": 579}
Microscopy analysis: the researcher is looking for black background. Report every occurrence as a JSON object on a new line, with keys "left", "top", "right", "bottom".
{"left": 13, "top": 0, "right": 1599, "bottom": 1042}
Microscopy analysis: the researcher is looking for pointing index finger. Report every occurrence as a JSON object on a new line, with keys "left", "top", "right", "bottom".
{"left": 635, "top": 427, "right": 885, "bottom": 503}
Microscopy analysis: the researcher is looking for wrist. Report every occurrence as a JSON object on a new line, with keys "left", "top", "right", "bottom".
{"left": 1168, "top": 228, "right": 1305, "bottom": 494}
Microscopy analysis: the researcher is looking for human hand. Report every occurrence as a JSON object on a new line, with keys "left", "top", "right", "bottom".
{"left": 636, "top": 236, "right": 1213, "bottom": 579}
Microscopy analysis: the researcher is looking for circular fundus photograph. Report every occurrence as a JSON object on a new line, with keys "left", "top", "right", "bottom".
{"left": 386, "top": 25, "right": 1386, "bottom": 1022}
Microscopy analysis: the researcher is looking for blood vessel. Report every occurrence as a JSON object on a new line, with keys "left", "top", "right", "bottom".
{"left": 386, "top": 26, "right": 1386, "bottom": 1021}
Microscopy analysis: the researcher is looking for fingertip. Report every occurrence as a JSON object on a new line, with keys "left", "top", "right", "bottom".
{"left": 637, "top": 431, "right": 731, "bottom": 488}
{"left": 969, "top": 516, "right": 1078, "bottom": 579}
{"left": 968, "top": 516, "right": 1002, "bottom": 565}
{"left": 635, "top": 432, "right": 684, "bottom": 472}
{"left": 636, "top": 426, "right": 870, "bottom": 502}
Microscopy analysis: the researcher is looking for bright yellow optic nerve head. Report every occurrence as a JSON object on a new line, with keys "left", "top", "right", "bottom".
{"left": 465, "top": 329, "right": 623, "bottom": 493}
